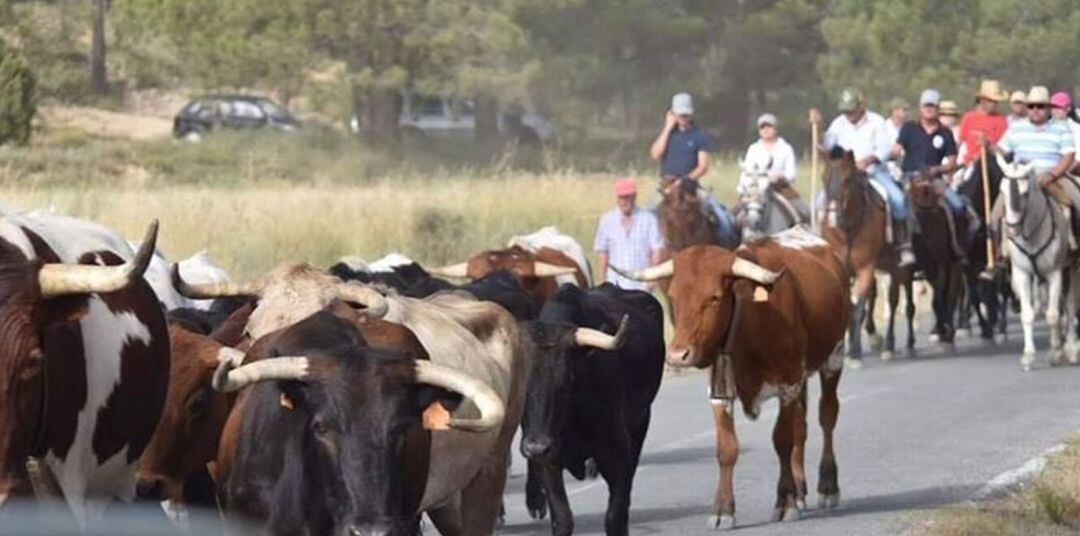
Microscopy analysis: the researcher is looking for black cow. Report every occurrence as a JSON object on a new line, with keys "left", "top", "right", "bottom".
{"left": 329, "top": 255, "right": 433, "bottom": 292}
{"left": 521, "top": 283, "right": 664, "bottom": 536}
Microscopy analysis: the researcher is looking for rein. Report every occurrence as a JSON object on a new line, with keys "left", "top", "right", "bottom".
{"left": 1004, "top": 178, "right": 1058, "bottom": 281}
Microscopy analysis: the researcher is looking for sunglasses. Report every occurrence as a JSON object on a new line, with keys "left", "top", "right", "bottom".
{"left": 1028, "top": 104, "right": 1048, "bottom": 110}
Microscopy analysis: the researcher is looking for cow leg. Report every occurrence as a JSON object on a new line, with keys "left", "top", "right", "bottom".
{"left": 789, "top": 384, "right": 809, "bottom": 509}
{"left": 817, "top": 369, "right": 842, "bottom": 509}
{"left": 458, "top": 461, "right": 508, "bottom": 536}
{"left": 537, "top": 461, "right": 573, "bottom": 536}
{"left": 708, "top": 401, "right": 739, "bottom": 530}
{"left": 772, "top": 399, "right": 800, "bottom": 522}
{"left": 428, "top": 495, "right": 464, "bottom": 536}
{"left": 594, "top": 435, "right": 634, "bottom": 536}
{"left": 1012, "top": 267, "right": 1037, "bottom": 368}
{"left": 525, "top": 460, "right": 548, "bottom": 520}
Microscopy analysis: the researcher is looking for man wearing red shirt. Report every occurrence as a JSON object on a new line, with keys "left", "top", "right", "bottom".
{"left": 958, "top": 80, "right": 1009, "bottom": 165}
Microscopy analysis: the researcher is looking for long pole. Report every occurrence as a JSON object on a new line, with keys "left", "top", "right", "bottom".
{"left": 980, "top": 144, "right": 995, "bottom": 271}
{"left": 811, "top": 121, "right": 819, "bottom": 231}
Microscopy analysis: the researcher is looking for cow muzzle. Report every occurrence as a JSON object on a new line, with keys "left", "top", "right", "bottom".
{"left": 666, "top": 346, "right": 694, "bottom": 367}
{"left": 520, "top": 437, "right": 554, "bottom": 460}
{"left": 346, "top": 523, "right": 393, "bottom": 536}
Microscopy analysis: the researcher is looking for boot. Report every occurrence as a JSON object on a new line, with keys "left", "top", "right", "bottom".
{"left": 896, "top": 218, "right": 916, "bottom": 267}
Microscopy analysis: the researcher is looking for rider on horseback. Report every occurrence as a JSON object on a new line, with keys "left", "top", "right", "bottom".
{"left": 736, "top": 113, "right": 810, "bottom": 232}
{"left": 814, "top": 87, "right": 916, "bottom": 266}
{"left": 649, "top": 92, "right": 738, "bottom": 243}
{"left": 892, "top": 89, "right": 967, "bottom": 258}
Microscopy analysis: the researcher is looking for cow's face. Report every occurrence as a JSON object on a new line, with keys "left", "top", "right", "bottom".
{"left": 666, "top": 248, "right": 748, "bottom": 369}
{"left": 520, "top": 322, "right": 580, "bottom": 463}
{"left": 466, "top": 247, "right": 537, "bottom": 281}
{"left": 137, "top": 324, "right": 232, "bottom": 503}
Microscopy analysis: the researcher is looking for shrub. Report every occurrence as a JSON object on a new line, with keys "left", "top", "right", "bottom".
{"left": 0, "top": 40, "right": 37, "bottom": 146}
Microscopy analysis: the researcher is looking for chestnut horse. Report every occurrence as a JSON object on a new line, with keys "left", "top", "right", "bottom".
{"left": 821, "top": 149, "right": 915, "bottom": 363}
{"left": 656, "top": 178, "right": 739, "bottom": 252}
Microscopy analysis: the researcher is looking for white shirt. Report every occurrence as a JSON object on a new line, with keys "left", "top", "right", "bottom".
{"left": 743, "top": 137, "right": 797, "bottom": 183}
{"left": 823, "top": 110, "right": 893, "bottom": 173}
{"left": 884, "top": 118, "right": 903, "bottom": 145}
{"left": 593, "top": 208, "right": 664, "bottom": 291}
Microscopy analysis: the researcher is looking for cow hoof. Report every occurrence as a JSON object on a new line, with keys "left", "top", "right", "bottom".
{"left": 867, "top": 333, "right": 883, "bottom": 352}
{"left": 880, "top": 350, "right": 894, "bottom": 362}
{"left": 796, "top": 498, "right": 806, "bottom": 510}
{"left": 584, "top": 458, "right": 599, "bottom": 480}
{"left": 772, "top": 506, "right": 800, "bottom": 522}
{"left": 707, "top": 514, "right": 736, "bottom": 531}
{"left": 1021, "top": 352, "right": 1036, "bottom": 371}
{"left": 928, "top": 332, "right": 940, "bottom": 343}
{"left": 528, "top": 505, "right": 547, "bottom": 521}
{"left": 844, "top": 357, "right": 864, "bottom": 370}
{"left": 818, "top": 492, "right": 841, "bottom": 509}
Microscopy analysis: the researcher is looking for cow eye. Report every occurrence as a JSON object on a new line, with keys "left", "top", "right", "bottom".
{"left": 312, "top": 419, "right": 329, "bottom": 436}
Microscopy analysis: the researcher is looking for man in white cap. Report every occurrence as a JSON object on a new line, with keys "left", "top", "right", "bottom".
{"left": 812, "top": 87, "right": 914, "bottom": 265}
{"left": 594, "top": 177, "right": 665, "bottom": 290}
{"left": 649, "top": 92, "right": 737, "bottom": 243}
{"left": 737, "top": 113, "right": 808, "bottom": 222}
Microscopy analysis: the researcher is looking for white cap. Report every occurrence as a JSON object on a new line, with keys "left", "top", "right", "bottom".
{"left": 672, "top": 93, "right": 694, "bottom": 115}
{"left": 757, "top": 113, "right": 778, "bottom": 128}
{"left": 919, "top": 89, "right": 941, "bottom": 106}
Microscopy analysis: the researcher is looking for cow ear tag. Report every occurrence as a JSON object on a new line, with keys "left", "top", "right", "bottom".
{"left": 423, "top": 401, "right": 452, "bottom": 431}
{"left": 753, "top": 286, "right": 770, "bottom": 302}
{"left": 280, "top": 393, "right": 295, "bottom": 411}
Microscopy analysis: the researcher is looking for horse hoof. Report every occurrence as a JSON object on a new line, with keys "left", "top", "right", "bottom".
{"left": 928, "top": 333, "right": 940, "bottom": 343}
{"left": 708, "top": 514, "right": 736, "bottom": 531}
{"left": 880, "top": 350, "right": 894, "bottom": 362}
{"left": 956, "top": 328, "right": 970, "bottom": 339}
{"left": 906, "top": 347, "right": 918, "bottom": 358}
{"left": 796, "top": 498, "right": 806, "bottom": 511}
{"left": 867, "top": 333, "right": 883, "bottom": 352}
{"left": 1021, "top": 353, "right": 1036, "bottom": 371}
{"left": 844, "top": 357, "right": 864, "bottom": 370}
{"left": 938, "top": 342, "right": 956, "bottom": 355}
{"left": 818, "top": 492, "right": 841, "bottom": 509}
{"left": 773, "top": 506, "right": 800, "bottom": 522}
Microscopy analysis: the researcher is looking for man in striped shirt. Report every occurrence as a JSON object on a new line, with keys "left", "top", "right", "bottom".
{"left": 595, "top": 178, "right": 665, "bottom": 291}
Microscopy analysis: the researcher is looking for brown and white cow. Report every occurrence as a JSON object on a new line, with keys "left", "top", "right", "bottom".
{"left": 175, "top": 264, "right": 528, "bottom": 534}
{"left": 616, "top": 225, "right": 848, "bottom": 530}
{"left": 0, "top": 213, "right": 168, "bottom": 526}
{"left": 430, "top": 226, "right": 590, "bottom": 306}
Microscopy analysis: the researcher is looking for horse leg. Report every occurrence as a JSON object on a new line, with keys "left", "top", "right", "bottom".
{"left": 955, "top": 275, "right": 971, "bottom": 338}
{"left": 864, "top": 279, "right": 882, "bottom": 353}
{"left": 846, "top": 269, "right": 875, "bottom": 366}
{"left": 1012, "top": 267, "right": 1037, "bottom": 369}
{"left": 905, "top": 273, "right": 917, "bottom": 355}
{"left": 1047, "top": 269, "right": 1065, "bottom": 366}
{"left": 882, "top": 272, "right": 900, "bottom": 361}
{"left": 1068, "top": 267, "right": 1080, "bottom": 364}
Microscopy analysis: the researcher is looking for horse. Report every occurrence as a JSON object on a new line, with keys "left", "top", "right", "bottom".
{"left": 996, "top": 155, "right": 1077, "bottom": 370}
{"left": 734, "top": 165, "right": 806, "bottom": 241}
{"left": 909, "top": 171, "right": 970, "bottom": 353}
{"left": 656, "top": 177, "right": 740, "bottom": 252}
{"left": 954, "top": 157, "right": 1010, "bottom": 340}
{"left": 821, "top": 148, "right": 915, "bottom": 365}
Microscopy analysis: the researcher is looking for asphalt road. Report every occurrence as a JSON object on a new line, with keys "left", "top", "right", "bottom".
{"left": 499, "top": 319, "right": 1080, "bottom": 535}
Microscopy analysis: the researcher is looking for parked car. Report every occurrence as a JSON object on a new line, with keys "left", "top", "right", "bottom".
{"left": 349, "top": 93, "right": 556, "bottom": 144}
{"left": 173, "top": 95, "right": 300, "bottom": 140}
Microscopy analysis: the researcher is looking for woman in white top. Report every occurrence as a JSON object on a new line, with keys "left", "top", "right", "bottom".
{"left": 739, "top": 113, "right": 797, "bottom": 196}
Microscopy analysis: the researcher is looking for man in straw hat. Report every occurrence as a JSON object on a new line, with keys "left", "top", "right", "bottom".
{"left": 812, "top": 87, "right": 916, "bottom": 266}
{"left": 1008, "top": 91, "right": 1028, "bottom": 124}
{"left": 958, "top": 80, "right": 1009, "bottom": 168}
{"left": 995, "top": 85, "right": 1079, "bottom": 247}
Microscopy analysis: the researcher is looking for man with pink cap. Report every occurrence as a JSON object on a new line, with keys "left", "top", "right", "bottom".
{"left": 594, "top": 177, "right": 665, "bottom": 290}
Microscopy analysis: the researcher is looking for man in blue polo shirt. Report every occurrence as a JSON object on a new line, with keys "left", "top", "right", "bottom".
{"left": 649, "top": 92, "right": 737, "bottom": 243}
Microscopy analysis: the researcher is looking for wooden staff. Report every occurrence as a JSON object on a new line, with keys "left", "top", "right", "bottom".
{"left": 980, "top": 143, "right": 995, "bottom": 271}
{"left": 811, "top": 121, "right": 820, "bottom": 230}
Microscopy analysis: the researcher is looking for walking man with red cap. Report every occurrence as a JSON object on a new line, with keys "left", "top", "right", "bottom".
{"left": 594, "top": 177, "right": 665, "bottom": 290}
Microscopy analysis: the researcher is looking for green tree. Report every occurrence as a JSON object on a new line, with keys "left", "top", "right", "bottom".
{"left": 0, "top": 38, "right": 37, "bottom": 145}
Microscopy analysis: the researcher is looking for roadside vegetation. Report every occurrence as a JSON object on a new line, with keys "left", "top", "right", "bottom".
{"left": 917, "top": 437, "right": 1080, "bottom": 535}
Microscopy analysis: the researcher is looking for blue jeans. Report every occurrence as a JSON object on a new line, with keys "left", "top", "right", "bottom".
{"left": 870, "top": 168, "right": 909, "bottom": 221}
{"left": 942, "top": 187, "right": 965, "bottom": 214}
{"left": 704, "top": 193, "right": 739, "bottom": 248}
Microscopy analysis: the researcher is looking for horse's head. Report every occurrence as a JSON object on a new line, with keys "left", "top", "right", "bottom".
{"left": 907, "top": 171, "right": 941, "bottom": 210}
{"left": 658, "top": 178, "right": 710, "bottom": 250}
{"left": 996, "top": 154, "right": 1037, "bottom": 227}
{"left": 823, "top": 147, "right": 858, "bottom": 202}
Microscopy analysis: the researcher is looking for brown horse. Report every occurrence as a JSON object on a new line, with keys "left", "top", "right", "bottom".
{"left": 821, "top": 149, "right": 914, "bottom": 364}
{"left": 656, "top": 178, "right": 739, "bottom": 252}
{"left": 909, "top": 171, "right": 968, "bottom": 352}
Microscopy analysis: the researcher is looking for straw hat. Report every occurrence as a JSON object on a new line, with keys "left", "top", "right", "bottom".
{"left": 1026, "top": 86, "right": 1050, "bottom": 105}
{"left": 974, "top": 80, "right": 1009, "bottom": 102}
{"left": 1009, "top": 91, "right": 1027, "bottom": 104}
{"left": 939, "top": 101, "right": 959, "bottom": 117}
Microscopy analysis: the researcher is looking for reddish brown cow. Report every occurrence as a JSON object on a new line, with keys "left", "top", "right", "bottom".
{"left": 616, "top": 226, "right": 848, "bottom": 530}
{"left": 431, "top": 245, "right": 585, "bottom": 306}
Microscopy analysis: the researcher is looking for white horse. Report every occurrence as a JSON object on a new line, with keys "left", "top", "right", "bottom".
{"left": 997, "top": 155, "right": 1079, "bottom": 370}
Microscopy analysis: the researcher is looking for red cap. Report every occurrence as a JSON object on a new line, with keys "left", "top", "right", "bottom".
{"left": 614, "top": 177, "right": 637, "bottom": 197}
{"left": 1051, "top": 92, "right": 1072, "bottom": 109}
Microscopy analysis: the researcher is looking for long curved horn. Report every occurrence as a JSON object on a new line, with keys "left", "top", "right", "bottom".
{"left": 172, "top": 264, "right": 265, "bottom": 299}
{"left": 428, "top": 262, "right": 469, "bottom": 278}
{"left": 574, "top": 315, "right": 629, "bottom": 351}
{"left": 731, "top": 257, "right": 782, "bottom": 284}
{"left": 217, "top": 347, "right": 245, "bottom": 365}
{"left": 609, "top": 259, "right": 674, "bottom": 282}
{"left": 212, "top": 356, "right": 310, "bottom": 393}
{"left": 414, "top": 360, "right": 505, "bottom": 433}
{"left": 533, "top": 262, "right": 578, "bottom": 277}
{"left": 337, "top": 283, "right": 389, "bottom": 318}
{"left": 38, "top": 220, "right": 159, "bottom": 298}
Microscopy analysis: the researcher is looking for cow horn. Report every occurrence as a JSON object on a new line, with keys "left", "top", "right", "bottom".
{"left": 428, "top": 262, "right": 469, "bottom": 278}
{"left": 730, "top": 257, "right": 782, "bottom": 284}
{"left": 414, "top": 360, "right": 505, "bottom": 433}
{"left": 574, "top": 315, "right": 629, "bottom": 350}
{"left": 212, "top": 356, "right": 310, "bottom": 393}
{"left": 217, "top": 347, "right": 245, "bottom": 365}
{"left": 337, "top": 283, "right": 389, "bottom": 318}
{"left": 609, "top": 259, "right": 674, "bottom": 282}
{"left": 172, "top": 264, "right": 265, "bottom": 299}
{"left": 38, "top": 220, "right": 159, "bottom": 298}
{"left": 533, "top": 262, "right": 578, "bottom": 277}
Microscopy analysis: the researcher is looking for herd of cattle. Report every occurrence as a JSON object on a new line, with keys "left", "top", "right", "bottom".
{"left": 0, "top": 208, "right": 851, "bottom": 535}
